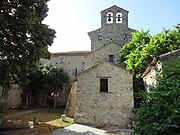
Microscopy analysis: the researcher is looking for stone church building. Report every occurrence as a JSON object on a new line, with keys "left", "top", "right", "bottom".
{"left": 40, "top": 5, "right": 135, "bottom": 128}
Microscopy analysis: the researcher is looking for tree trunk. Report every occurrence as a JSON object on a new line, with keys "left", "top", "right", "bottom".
{"left": 26, "top": 92, "right": 29, "bottom": 106}
{"left": 54, "top": 96, "right": 56, "bottom": 110}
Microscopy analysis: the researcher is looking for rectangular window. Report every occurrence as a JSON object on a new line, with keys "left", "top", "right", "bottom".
{"left": 75, "top": 68, "right": 77, "bottom": 77}
{"left": 100, "top": 79, "right": 108, "bottom": 92}
{"left": 108, "top": 55, "right": 114, "bottom": 62}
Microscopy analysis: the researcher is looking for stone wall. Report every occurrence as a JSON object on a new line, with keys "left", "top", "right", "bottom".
{"left": 88, "top": 5, "right": 135, "bottom": 51}
{"left": 84, "top": 43, "right": 121, "bottom": 69}
{"left": 142, "top": 62, "right": 162, "bottom": 91}
{"left": 38, "top": 84, "right": 71, "bottom": 107}
{"left": 74, "top": 62, "right": 134, "bottom": 128}
{"left": 57, "top": 84, "right": 71, "bottom": 107}
{"left": 65, "top": 81, "right": 77, "bottom": 117}
{"left": 39, "top": 52, "right": 90, "bottom": 82}
{"left": 88, "top": 27, "right": 134, "bottom": 51}
{"left": 143, "top": 49, "right": 180, "bottom": 91}
{"left": 6, "top": 85, "right": 23, "bottom": 108}
{"left": 100, "top": 5, "right": 129, "bottom": 28}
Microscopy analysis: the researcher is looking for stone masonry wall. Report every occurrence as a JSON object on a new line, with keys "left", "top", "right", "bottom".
{"left": 88, "top": 27, "right": 134, "bottom": 51}
{"left": 6, "top": 85, "right": 23, "bottom": 108}
{"left": 88, "top": 5, "right": 135, "bottom": 51}
{"left": 40, "top": 53, "right": 89, "bottom": 82}
{"left": 84, "top": 43, "right": 120, "bottom": 69}
{"left": 143, "top": 62, "right": 162, "bottom": 91}
{"left": 65, "top": 81, "right": 77, "bottom": 117}
{"left": 75, "top": 62, "right": 134, "bottom": 128}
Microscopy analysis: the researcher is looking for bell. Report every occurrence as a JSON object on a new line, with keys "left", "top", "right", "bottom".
{"left": 117, "top": 15, "right": 121, "bottom": 22}
{"left": 107, "top": 14, "right": 112, "bottom": 22}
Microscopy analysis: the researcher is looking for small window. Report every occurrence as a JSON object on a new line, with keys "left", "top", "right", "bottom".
{"left": 124, "top": 34, "right": 128, "bottom": 40}
{"left": 108, "top": 55, "right": 114, "bottom": 62}
{"left": 100, "top": 79, "right": 108, "bottom": 92}
{"left": 82, "top": 62, "right": 85, "bottom": 70}
{"left": 75, "top": 68, "right": 77, "bottom": 77}
{"left": 106, "top": 12, "right": 113, "bottom": 24}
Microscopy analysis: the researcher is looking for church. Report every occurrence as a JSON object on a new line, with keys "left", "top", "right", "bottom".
{"left": 40, "top": 5, "right": 135, "bottom": 128}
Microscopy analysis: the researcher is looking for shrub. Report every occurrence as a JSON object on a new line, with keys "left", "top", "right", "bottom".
{"left": 133, "top": 56, "right": 180, "bottom": 135}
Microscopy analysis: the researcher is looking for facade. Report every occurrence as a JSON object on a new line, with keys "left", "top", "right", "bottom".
{"left": 89, "top": 5, "right": 135, "bottom": 51}
{"left": 41, "top": 5, "right": 135, "bottom": 127}
{"left": 75, "top": 5, "right": 135, "bottom": 128}
{"left": 40, "top": 51, "right": 90, "bottom": 82}
{"left": 75, "top": 61, "right": 133, "bottom": 127}
{"left": 84, "top": 42, "right": 121, "bottom": 69}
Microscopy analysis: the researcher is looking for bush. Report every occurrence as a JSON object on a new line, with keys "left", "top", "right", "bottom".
{"left": 133, "top": 56, "right": 180, "bottom": 135}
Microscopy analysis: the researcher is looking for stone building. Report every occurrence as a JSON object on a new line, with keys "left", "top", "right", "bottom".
{"left": 75, "top": 60, "right": 133, "bottom": 127}
{"left": 40, "top": 51, "right": 90, "bottom": 82}
{"left": 89, "top": 5, "right": 135, "bottom": 51}
{"left": 142, "top": 49, "right": 180, "bottom": 91}
{"left": 74, "top": 5, "right": 135, "bottom": 128}
{"left": 40, "top": 5, "right": 135, "bottom": 82}
{"left": 41, "top": 5, "right": 135, "bottom": 127}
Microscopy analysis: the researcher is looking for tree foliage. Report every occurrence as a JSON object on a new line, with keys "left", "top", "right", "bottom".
{"left": 133, "top": 56, "right": 180, "bottom": 135}
{"left": 0, "top": 0, "right": 55, "bottom": 87}
{"left": 119, "top": 24, "right": 180, "bottom": 77}
{"left": 21, "top": 65, "right": 69, "bottom": 105}
{"left": 23, "top": 64, "right": 69, "bottom": 104}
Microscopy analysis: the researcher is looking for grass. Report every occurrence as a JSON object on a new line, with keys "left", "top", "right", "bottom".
{"left": 2, "top": 107, "right": 74, "bottom": 134}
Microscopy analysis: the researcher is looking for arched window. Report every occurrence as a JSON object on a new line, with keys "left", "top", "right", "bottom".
{"left": 116, "top": 13, "right": 122, "bottom": 23}
{"left": 106, "top": 12, "right": 113, "bottom": 23}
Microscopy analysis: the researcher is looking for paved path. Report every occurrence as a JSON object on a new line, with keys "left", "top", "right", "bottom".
{"left": 50, "top": 124, "right": 133, "bottom": 135}
{"left": 3, "top": 109, "right": 41, "bottom": 118}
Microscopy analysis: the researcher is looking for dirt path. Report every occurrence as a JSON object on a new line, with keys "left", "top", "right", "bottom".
{"left": 3, "top": 109, "right": 42, "bottom": 119}
{"left": 0, "top": 108, "right": 42, "bottom": 135}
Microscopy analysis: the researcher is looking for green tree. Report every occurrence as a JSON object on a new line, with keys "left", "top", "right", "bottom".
{"left": 0, "top": 0, "right": 55, "bottom": 88}
{"left": 119, "top": 24, "right": 180, "bottom": 77}
{"left": 23, "top": 64, "right": 69, "bottom": 106}
{"left": 133, "top": 56, "right": 180, "bottom": 135}
{"left": 47, "top": 66, "right": 69, "bottom": 109}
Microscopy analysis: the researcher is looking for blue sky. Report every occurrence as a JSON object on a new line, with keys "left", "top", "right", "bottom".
{"left": 43, "top": 0, "right": 180, "bottom": 53}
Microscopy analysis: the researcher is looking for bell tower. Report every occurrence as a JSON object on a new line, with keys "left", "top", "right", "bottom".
{"left": 101, "top": 5, "right": 128, "bottom": 28}
{"left": 88, "top": 5, "right": 135, "bottom": 51}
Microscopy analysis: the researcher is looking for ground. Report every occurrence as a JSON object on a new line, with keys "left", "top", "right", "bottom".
{"left": 0, "top": 107, "right": 74, "bottom": 135}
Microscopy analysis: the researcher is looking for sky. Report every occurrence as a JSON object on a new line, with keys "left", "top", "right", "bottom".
{"left": 43, "top": 0, "right": 180, "bottom": 53}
